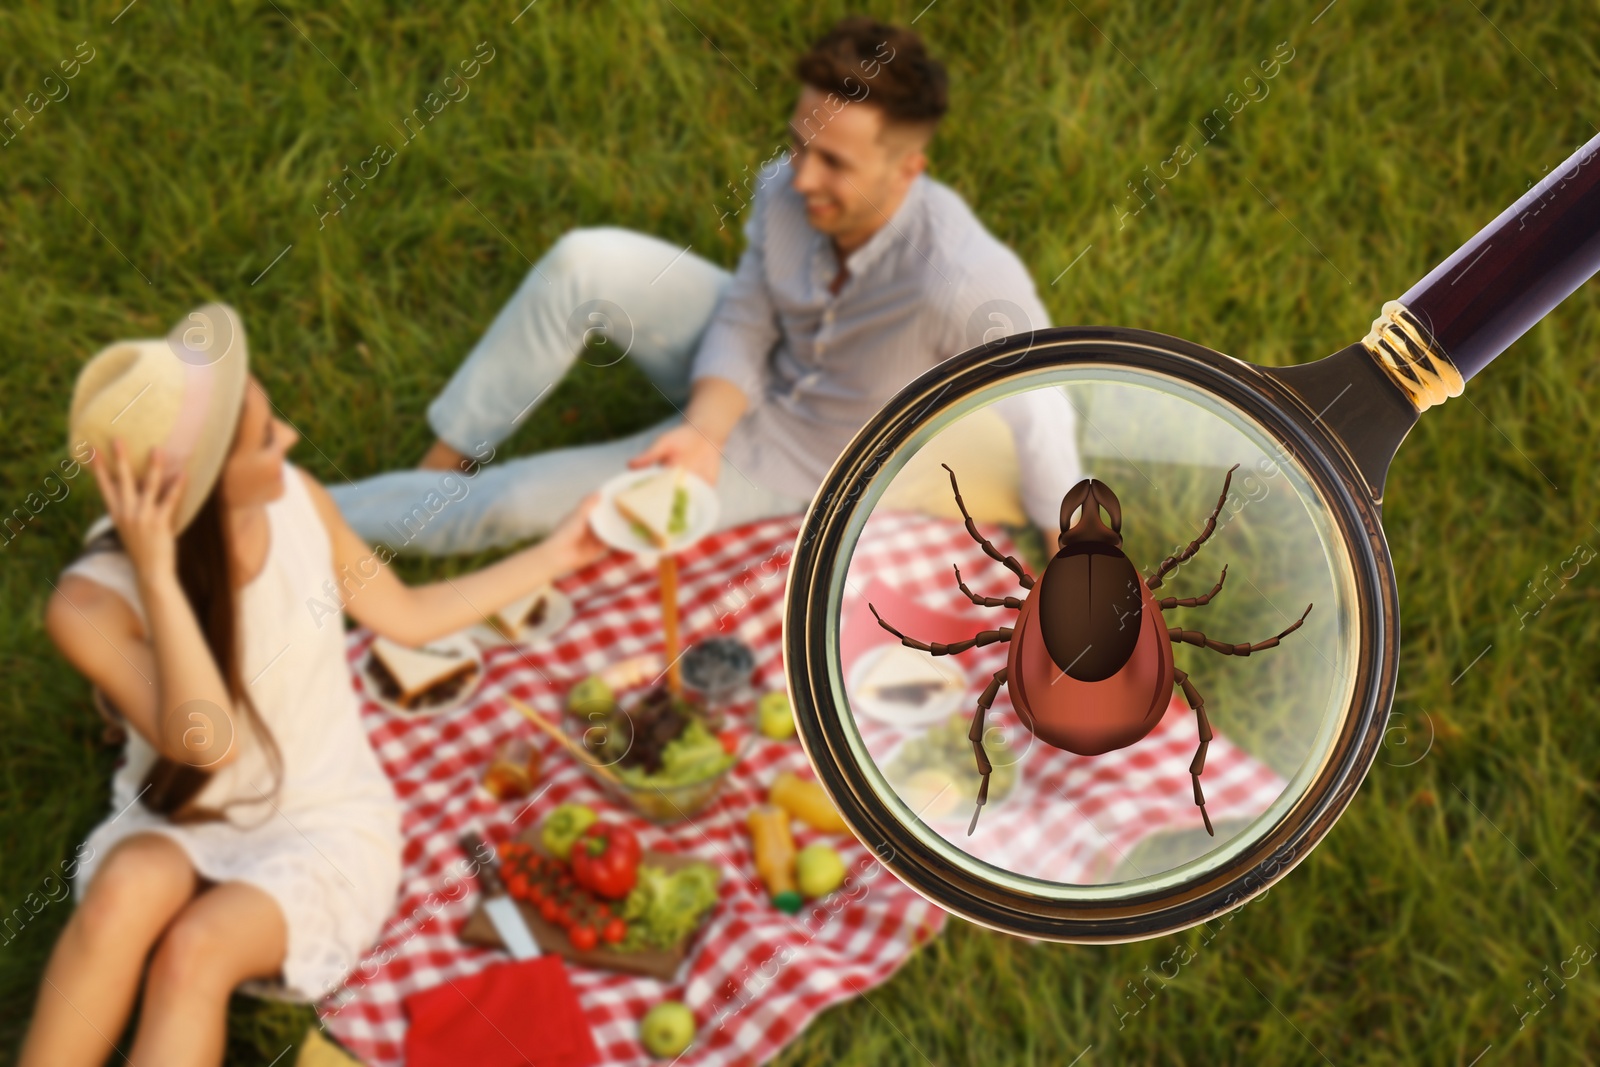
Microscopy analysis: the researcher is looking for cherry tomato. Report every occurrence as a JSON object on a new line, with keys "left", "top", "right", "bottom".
{"left": 718, "top": 729, "right": 740, "bottom": 755}
{"left": 569, "top": 925, "right": 598, "bottom": 951}
{"left": 529, "top": 885, "right": 545, "bottom": 905}
{"left": 539, "top": 899, "right": 560, "bottom": 922}
{"left": 602, "top": 917, "right": 627, "bottom": 944}
{"left": 497, "top": 841, "right": 514, "bottom": 859}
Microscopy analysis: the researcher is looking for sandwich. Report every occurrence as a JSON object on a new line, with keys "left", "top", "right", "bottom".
{"left": 861, "top": 644, "right": 964, "bottom": 706}
{"left": 488, "top": 587, "right": 550, "bottom": 641}
{"left": 366, "top": 635, "right": 480, "bottom": 709}
{"left": 615, "top": 465, "right": 689, "bottom": 548}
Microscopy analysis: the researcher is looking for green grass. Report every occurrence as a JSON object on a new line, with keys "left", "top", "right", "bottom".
{"left": 3, "top": 0, "right": 1599, "bottom": 1063}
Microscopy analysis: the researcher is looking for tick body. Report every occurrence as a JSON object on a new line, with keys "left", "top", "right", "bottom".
{"left": 868, "top": 464, "right": 1313, "bottom": 837}
{"left": 1007, "top": 555, "right": 1172, "bottom": 758}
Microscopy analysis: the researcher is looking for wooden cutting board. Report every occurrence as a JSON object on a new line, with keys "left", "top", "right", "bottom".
{"left": 459, "top": 828, "right": 719, "bottom": 980}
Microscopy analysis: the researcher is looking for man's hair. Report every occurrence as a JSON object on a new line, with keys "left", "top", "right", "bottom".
{"left": 795, "top": 16, "right": 948, "bottom": 144}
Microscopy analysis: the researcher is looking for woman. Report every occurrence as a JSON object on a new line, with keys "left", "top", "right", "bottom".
{"left": 19, "top": 304, "right": 608, "bottom": 1066}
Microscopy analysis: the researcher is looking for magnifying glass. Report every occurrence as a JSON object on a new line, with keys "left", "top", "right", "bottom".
{"left": 783, "top": 131, "right": 1600, "bottom": 942}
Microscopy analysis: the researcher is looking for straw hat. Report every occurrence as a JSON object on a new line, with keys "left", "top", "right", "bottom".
{"left": 67, "top": 303, "right": 251, "bottom": 532}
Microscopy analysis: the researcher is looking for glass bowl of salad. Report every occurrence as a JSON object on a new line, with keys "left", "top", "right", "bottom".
{"left": 566, "top": 683, "right": 747, "bottom": 823}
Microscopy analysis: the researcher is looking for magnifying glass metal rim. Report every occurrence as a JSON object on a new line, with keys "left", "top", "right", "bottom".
{"left": 783, "top": 324, "right": 1399, "bottom": 943}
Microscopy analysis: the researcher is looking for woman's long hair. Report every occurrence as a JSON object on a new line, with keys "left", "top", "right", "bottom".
{"left": 84, "top": 477, "right": 284, "bottom": 822}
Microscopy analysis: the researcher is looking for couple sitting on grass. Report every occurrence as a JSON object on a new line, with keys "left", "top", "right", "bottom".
{"left": 19, "top": 16, "right": 1079, "bottom": 1067}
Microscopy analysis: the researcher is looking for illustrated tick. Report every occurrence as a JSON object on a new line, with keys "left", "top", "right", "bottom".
{"left": 868, "top": 463, "right": 1313, "bottom": 837}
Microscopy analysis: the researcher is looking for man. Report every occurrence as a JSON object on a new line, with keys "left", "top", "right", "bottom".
{"left": 330, "top": 16, "right": 1079, "bottom": 555}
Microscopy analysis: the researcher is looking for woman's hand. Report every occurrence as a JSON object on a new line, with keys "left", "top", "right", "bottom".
{"left": 301, "top": 471, "right": 610, "bottom": 648}
{"left": 543, "top": 491, "right": 609, "bottom": 574}
{"left": 91, "top": 438, "right": 189, "bottom": 585}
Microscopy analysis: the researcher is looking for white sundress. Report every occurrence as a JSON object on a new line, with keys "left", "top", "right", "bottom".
{"left": 63, "top": 460, "right": 403, "bottom": 1003}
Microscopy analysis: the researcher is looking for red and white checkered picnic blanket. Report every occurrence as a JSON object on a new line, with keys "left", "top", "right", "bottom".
{"left": 319, "top": 508, "right": 1286, "bottom": 1065}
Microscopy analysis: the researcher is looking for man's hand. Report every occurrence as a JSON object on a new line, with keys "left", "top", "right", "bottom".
{"left": 629, "top": 422, "right": 723, "bottom": 487}
{"left": 629, "top": 375, "right": 749, "bottom": 487}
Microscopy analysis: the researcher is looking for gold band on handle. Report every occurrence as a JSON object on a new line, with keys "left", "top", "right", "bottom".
{"left": 1360, "top": 300, "right": 1464, "bottom": 412}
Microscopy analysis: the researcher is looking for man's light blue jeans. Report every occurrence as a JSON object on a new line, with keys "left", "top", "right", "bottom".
{"left": 328, "top": 227, "right": 809, "bottom": 556}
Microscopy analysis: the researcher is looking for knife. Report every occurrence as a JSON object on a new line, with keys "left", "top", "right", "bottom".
{"left": 460, "top": 834, "right": 542, "bottom": 960}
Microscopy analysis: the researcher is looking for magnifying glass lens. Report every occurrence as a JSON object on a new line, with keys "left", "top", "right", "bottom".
{"left": 831, "top": 367, "right": 1360, "bottom": 898}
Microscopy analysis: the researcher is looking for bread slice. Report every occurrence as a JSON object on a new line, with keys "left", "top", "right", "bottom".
{"left": 615, "top": 466, "right": 683, "bottom": 548}
{"left": 368, "top": 636, "right": 478, "bottom": 708}
{"left": 489, "top": 588, "right": 550, "bottom": 641}
{"left": 862, "top": 644, "right": 963, "bottom": 704}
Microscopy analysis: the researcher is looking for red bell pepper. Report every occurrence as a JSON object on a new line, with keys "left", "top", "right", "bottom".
{"left": 570, "top": 822, "right": 641, "bottom": 900}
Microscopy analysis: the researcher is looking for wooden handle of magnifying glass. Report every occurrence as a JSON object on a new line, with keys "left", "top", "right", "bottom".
{"left": 1398, "top": 129, "right": 1600, "bottom": 383}
{"left": 659, "top": 553, "right": 682, "bottom": 697}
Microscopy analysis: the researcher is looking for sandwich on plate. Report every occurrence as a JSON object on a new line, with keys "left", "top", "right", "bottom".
{"left": 366, "top": 635, "right": 480, "bottom": 710}
{"left": 615, "top": 465, "right": 689, "bottom": 549}
{"left": 488, "top": 587, "right": 550, "bottom": 642}
{"left": 861, "top": 643, "right": 965, "bottom": 708}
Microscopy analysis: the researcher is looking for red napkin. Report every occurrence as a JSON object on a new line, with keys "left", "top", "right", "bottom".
{"left": 840, "top": 576, "right": 992, "bottom": 677}
{"left": 402, "top": 956, "right": 599, "bottom": 1067}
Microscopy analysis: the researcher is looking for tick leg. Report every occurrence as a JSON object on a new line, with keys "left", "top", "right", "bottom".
{"left": 1173, "top": 667, "right": 1215, "bottom": 836}
{"left": 942, "top": 463, "right": 1035, "bottom": 591}
{"left": 868, "top": 603, "right": 1011, "bottom": 656}
{"left": 1168, "top": 602, "right": 1313, "bottom": 657}
{"left": 953, "top": 565, "right": 1023, "bottom": 610}
{"left": 966, "top": 667, "right": 1008, "bottom": 836}
{"left": 1157, "top": 565, "right": 1228, "bottom": 611}
{"left": 1145, "top": 463, "right": 1239, "bottom": 591}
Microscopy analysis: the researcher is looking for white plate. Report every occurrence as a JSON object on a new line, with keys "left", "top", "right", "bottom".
{"left": 360, "top": 631, "right": 485, "bottom": 718}
{"left": 847, "top": 642, "right": 971, "bottom": 728}
{"left": 591, "top": 465, "right": 719, "bottom": 560}
{"left": 464, "top": 586, "right": 576, "bottom": 649}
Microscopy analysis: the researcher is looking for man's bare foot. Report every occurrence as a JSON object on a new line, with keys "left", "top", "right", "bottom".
{"left": 418, "top": 440, "right": 468, "bottom": 471}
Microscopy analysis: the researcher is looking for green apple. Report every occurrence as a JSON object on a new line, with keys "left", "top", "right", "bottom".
{"left": 796, "top": 843, "right": 846, "bottom": 899}
{"left": 567, "top": 674, "right": 614, "bottom": 718}
{"left": 757, "top": 690, "right": 795, "bottom": 740}
{"left": 640, "top": 1000, "right": 696, "bottom": 1058}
